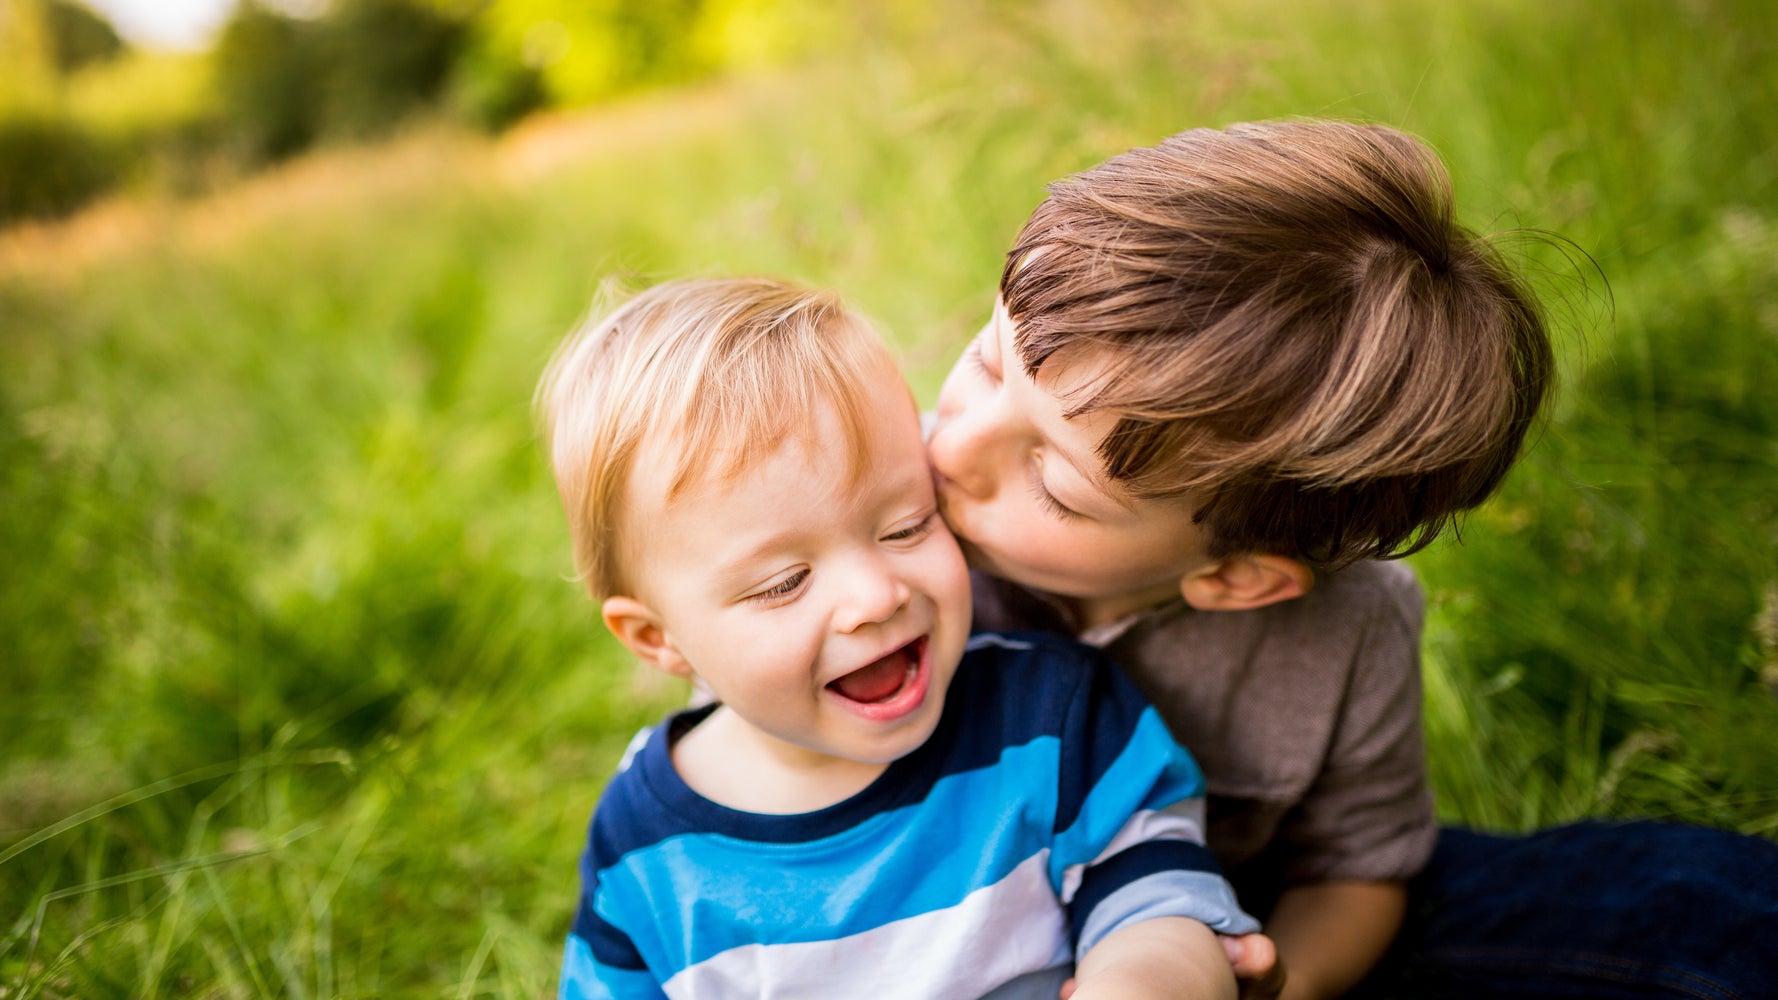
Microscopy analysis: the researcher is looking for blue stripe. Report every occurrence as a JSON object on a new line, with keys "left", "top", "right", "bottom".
{"left": 595, "top": 734, "right": 1065, "bottom": 976}
{"left": 559, "top": 934, "right": 666, "bottom": 1000}
{"left": 1052, "top": 644, "right": 1157, "bottom": 834}
{"left": 1067, "top": 839, "right": 1224, "bottom": 945}
{"left": 1050, "top": 707, "right": 1205, "bottom": 888}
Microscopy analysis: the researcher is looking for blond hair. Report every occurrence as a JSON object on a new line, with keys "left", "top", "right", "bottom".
{"left": 538, "top": 277, "right": 894, "bottom": 599}
{"left": 1003, "top": 120, "right": 1556, "bottom": 566}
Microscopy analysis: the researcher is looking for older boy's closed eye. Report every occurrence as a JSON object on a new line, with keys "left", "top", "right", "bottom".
{"left": 540, "top": 277, "right": 1259, "bottom": 999}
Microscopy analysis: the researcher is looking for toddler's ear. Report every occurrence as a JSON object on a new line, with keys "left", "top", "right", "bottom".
{"left": 602, "top": 596, "right": 694, "bottom": 678}
{"left": 1179, "top": 554, "right": 1313, "bottom": 612}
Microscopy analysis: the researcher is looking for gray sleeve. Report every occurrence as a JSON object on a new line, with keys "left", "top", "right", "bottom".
{"left": 1275, "top": 564, "right": 1438, "bottom": 885}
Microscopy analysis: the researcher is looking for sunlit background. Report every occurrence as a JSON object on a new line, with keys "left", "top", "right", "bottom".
{"left": 75, "top": 0, "right": 235, "bottom": 50}
{"left": 3, "top": 0, "right": 1776, "bottom": 995}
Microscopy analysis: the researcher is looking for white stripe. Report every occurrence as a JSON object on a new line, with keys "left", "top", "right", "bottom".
{"left": 662, "top": 852, "right": 1071, "bottom": 999}
{"left": 615, "top": 726, "right": 652, "bottom": 774}
{"left": 965, "top": 632, "right": 1036, "bottom": 653}
{"left": 1059, "top": 800, "right": 1208, "bottom": 902}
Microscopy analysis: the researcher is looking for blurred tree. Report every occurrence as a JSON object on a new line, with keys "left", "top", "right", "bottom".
{"left": 447, "top": 26, "right": 546, "bottom": 130}
{"left": 0, "top": 112, "right": 118, "bottom": 219}
{"left": 212, "top": 1, "right": 322, "bottom": 161}
{"left": 0, "top": 0, "right": 122, "bottom": 222}
{"left": 45, "top": 0, "right": 124, "bottom": 72}
{"left": 319, "top": 0, "right": 468, "bottom": 138}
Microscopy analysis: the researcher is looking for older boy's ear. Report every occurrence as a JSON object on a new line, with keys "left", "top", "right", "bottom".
{"left": 601, "top": 596, "right": 694, "bottom": 678}
{"left": 1179, "top": 554, "right": 1313, "bottom": 612}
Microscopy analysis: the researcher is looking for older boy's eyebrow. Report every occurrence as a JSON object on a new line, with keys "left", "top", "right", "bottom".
{"left": 992, "top": 306, "right": 1137, "bottom": 515}
{"left": 1051, "top": 445, "right": 1137, "bottom": 514}
{"left": 1019, "top": 375, "right": 1135, "bottom": 515}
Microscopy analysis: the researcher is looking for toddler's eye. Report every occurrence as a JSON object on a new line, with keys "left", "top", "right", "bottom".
{"left": 883, "top": 514, "right": 935, "bottom": 543}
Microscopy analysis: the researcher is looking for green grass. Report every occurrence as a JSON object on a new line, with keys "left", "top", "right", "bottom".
{"left": 3, "top": 0, "right": 1777, "bottom": 994}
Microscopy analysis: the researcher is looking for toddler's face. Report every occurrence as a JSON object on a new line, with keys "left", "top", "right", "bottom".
{"left": 626, "top": 372, "right": 971, "bottom": 770}
{"left": 927, "top": 301, "right": 1213, "bottom": 627}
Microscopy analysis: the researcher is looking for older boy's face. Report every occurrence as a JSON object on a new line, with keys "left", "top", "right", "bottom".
{"left": 928, "top": 301, "right": 1213, "bottom": 627}
{"left": 626, "top": 373, "right": 972, "bottom": 771}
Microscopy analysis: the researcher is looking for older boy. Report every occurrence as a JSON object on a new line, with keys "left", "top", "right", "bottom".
{"left": 539, "top": 277, "right": 1259, "bottom": 999}
{"left": 928, "top": 120, "right": 1778, "bottom": 999}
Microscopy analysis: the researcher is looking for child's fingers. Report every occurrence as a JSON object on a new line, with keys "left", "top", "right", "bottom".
{"left": 1222, "top": 933, "right": 1286, "bottom": 998}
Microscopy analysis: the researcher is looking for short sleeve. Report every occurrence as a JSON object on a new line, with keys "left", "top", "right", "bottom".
{"left": 1273, "top": 566, "right": 1437, "bottom": 885}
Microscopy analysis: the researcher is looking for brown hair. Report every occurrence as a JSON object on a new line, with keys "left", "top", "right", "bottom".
{"left": 1001, "top": 120, "right": 1555, "bottom": 567}
{"left": 537, "top": 277, "right": 895, "bottom": 599}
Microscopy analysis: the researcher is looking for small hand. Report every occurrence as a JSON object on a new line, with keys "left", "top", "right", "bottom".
{"left": 1224, "top": 933, "right": 1286, "bottom": 1000}
{"left": 1057, "top": 933, "right": 1280, "bottom": 1000}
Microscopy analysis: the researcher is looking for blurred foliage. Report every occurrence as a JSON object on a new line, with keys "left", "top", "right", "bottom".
{"left": 0, "top": 0, "right": 857, "bottom": 224}
{"left": 210, "top": 3, "right": 322, "bottom": 161}
{"left": 212, "top": 0, "right": 470, "bottom": 159}
{"left": 464, "top": 0, "right": 844, "bottom": 105}
{"left": 0, "top": 112, "right": 119, "bottom": 219}
{"left": 322, "top": 0, "right": 467, "bottom": 137}
{"left": 43, "top": 0, "right": 122, "bottom": 73}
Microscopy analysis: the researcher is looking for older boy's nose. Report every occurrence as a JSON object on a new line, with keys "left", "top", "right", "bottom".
{"left": 929, "top": 410, "right": 1002, "bottom": 500}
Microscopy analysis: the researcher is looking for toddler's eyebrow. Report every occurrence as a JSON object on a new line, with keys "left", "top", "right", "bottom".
{"left": 710, "top": 529, "right": 807, "bottom": 581}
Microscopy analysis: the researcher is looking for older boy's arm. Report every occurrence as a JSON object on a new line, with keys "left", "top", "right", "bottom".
{"left": 1265, "top": 880, "right": 1405, "bottom": 1000}
{"left": 1070, "top": 916, "right": 1237, "bottom": 1000}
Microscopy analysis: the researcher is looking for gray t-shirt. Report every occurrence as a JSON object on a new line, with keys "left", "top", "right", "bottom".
{"left": 971, "top": 560, "right": 1436, "bottom": 896}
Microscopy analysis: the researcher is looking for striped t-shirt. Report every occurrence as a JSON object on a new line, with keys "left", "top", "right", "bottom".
{"left": 560, "top": 631, "right": 1257, "bottom": 999}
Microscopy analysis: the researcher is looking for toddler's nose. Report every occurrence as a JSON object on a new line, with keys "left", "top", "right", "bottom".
{"left": 836, "top": 561, "right": 911, "bottom": 632}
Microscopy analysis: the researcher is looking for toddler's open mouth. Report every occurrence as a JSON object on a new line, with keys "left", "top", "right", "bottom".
{"left": 827, "top": 637, "right": 929, "bottom": 719}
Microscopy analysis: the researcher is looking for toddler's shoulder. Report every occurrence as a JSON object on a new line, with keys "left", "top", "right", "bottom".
{"left": 954, "top": 630, "right": 1139, "bottom": 735}
{"left": 961, "top": 629, "right": 1116, "bottom": 693}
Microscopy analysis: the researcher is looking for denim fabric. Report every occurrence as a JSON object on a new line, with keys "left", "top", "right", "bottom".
{"left": 1351, "top": 821, "right": 1778, "bottom": 999}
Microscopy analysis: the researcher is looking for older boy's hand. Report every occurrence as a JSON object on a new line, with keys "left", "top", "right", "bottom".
{"left": 1224, "top": 933, "right": 1286, "bottom": 1000}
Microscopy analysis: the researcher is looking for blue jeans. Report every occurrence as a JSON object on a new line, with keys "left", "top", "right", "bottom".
{"left": 1349, "top": 821, "right": 1778, "bottom": 999}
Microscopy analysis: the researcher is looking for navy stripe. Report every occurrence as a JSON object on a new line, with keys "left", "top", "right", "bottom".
{"left": 1053, "top": 648, "right": 1155, "bottom": 834}
{"left": 1067, "top": 840, "right": 1224, "bottom": 945}
{"left": 571, "top": 892, "right": 649, "bottom": 972}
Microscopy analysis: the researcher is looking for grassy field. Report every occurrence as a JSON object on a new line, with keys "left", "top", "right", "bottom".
{"left": 3, "top": 0, "right": 1777, "bottom": 995}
